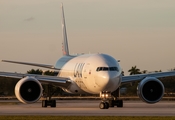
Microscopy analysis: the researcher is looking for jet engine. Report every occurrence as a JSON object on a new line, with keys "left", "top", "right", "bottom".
{"left": 15, "top": 76, "right": 43, "bottom": 104}
{"left": 137, "top": 77, "right": 164, "bottom": 103}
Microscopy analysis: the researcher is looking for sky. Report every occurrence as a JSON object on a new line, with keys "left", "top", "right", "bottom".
{"left": 0, "top": 0, "right": 175, "bottom": 75}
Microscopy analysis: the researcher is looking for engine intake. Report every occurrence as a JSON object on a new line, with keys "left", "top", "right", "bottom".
{"left": 137, "top": 77, "right": 164, "bottom": 103}
{"left": 15, "top": 77, "right": 43, "bottom": 104}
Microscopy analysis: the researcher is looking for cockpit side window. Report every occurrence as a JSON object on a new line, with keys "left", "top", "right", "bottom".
{"left": 110, "top": 67, "right": 118, "bottom": 71}
{"left": 99, "top": 67, "right": 103, "bottom": 71}
{"left": 96, "top": 67, "right": 118, "bottom": 71}
{"left": 96, "top": 67, "right": 101, "bottom": 71}
{"left": 103, "top": 67, "right": 109, "bottom": 71}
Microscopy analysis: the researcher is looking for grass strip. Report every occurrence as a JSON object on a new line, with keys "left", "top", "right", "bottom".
{"left": 0, "top": 116, "right": 175, "bottom": 120}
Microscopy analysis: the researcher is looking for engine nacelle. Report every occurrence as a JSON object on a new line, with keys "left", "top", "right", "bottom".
{"left": 137, "top": 77, "right": 164, "bottom": 104}
{"left": 15, "top": 77, "right": 43, "bottom": 104}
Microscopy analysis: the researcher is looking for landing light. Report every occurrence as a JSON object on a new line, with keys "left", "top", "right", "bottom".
{"left": 100, "top": 91, "right": 111, "bottom": 98}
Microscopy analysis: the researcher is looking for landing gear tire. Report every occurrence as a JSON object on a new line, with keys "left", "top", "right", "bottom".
{"left": 109, "top": 100, "right": 123, "bottom": 107}
{"left": 42, "top": 100, "right": 56, "bottom": 108}
{"left": 50, "top": 100, "right": 56, "bottom": 107}
{"left": 117, "top": 100, "right": 123, "bottom": 107}
{"left": 109, "top": 100, "right": 114, "bottom": 107}
{"left": 104, "top": 102, "right": 109, "bottom": 109}
{"left": 99, "top": 102, "right": 105, "bottom": 109}
{"left": 99, "top": 102, "right": 109, "bottom": 109}
{"left": 42, "top": 100, "right": 47, "bottom": 107}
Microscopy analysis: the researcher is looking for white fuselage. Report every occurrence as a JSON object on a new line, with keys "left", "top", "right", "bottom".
{"left": 55, "top": 53, "right": 122, "bottom": 94}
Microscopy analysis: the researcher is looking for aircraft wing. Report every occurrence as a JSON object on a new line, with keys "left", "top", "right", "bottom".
{"left": 122, "top": 71, "right": 175, "bottom": 83}
{"left": 0, "top": 72, "right": 71, "bottom": 88}
{"left": 2, "top": 60, "right": 60, "bottom": 70}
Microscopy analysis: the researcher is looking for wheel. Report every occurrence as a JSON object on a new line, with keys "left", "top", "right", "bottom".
{"left": 104, "top": 102, "right": 109, "bottom": 109}
{"left": 117, "top": 100, "right": 123, "bottom": 107}
{"left": 51, "top": 100, "right": 56, "bottom": 107}
{"left": 99, "top": 102, "right": 105, "bottom": 109}
{"left": 42, "top": 100, "right": 47, "bottom": 107}
{"left": 109, "top": 100, "right": 114, "bottom": 107}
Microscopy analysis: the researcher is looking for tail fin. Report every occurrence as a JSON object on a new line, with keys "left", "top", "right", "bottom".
{"left": 61, "top": 3, "right": 69, "bottom": 56}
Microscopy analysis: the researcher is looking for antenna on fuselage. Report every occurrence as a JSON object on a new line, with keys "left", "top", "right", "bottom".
{"left": 61, "top": 3, "right": 69, "bottom": 56}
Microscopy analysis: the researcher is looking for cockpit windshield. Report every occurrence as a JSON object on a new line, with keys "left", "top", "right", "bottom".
{"left": 96, "top": 67, "right": 118, "bottom": 71}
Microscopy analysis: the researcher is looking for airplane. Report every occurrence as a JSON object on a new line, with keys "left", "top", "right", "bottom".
{"left": 1, "top": 3, "right": 175, "bottom": 109}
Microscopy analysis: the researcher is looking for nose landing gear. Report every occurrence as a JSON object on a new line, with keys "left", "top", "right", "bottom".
{"left": 99, "top": 101, "right": 109, "bottom": 109}
{"left": 99, "top": 88, "right": 123, "bottom": 109}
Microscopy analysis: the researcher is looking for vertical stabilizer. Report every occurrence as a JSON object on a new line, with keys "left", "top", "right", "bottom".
{"left": 61, "top": 3, "right": 69, "bottom": 56}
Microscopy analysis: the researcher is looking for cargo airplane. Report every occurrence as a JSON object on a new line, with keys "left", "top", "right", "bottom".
{"left": 1, "top": 4, "right": 175, "bottom": 109}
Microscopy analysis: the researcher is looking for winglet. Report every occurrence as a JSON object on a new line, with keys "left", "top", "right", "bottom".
{"left": 61, "top": 3, "right": 69, "bottom": 56}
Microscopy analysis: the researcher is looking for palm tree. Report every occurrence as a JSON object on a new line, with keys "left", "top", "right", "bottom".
{"left": 142, "top": 70, "right": 148, "bottom": 74}
{"left": 43, "top": 70, "right": 56, "bottom": 76}
{"left": 27, "top": 69, "right": 43, "bottom": 75}
{"left": 154, "top": 70, "right": 162, "bottom": 72}
{"left": 121, "top": 71, "right": 125, "bottom": 76}
{"left": 128, "top": 66, "right": 141, "bottom": 75}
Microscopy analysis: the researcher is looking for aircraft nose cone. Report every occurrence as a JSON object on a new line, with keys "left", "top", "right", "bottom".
{"left": 96, "top": 72, "right": 110, "bottom": 88}
{"left": 95, "top": 72, "right": 119, "bottom": 91}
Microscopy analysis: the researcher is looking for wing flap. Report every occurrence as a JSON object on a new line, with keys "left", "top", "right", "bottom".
{"left": 122, "top": 71, "right": 175, "bottom": 83}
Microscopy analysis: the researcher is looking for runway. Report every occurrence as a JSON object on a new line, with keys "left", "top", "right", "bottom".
{"left": 0, "top": 100, "right": 175, "bottom": 116}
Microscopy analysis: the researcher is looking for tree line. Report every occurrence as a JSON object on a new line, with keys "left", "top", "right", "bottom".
{"left": 121, "top": 65, "right": 175, "bottom": 96}
{"left": 0, "top": 67, "right": 175, "bottom": 96}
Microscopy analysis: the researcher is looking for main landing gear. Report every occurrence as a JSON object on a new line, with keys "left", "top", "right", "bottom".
{"left": 42, "top": 99, "right": 56, "bottom": 107}
{"left": 42, "top": 85, "right": 57, "bottom": 108}
{"left": 99, "top": 88, "right": 123, "bottom": 109}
